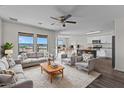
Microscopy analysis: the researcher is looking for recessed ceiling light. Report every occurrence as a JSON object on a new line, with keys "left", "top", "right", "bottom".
{"left": 9, "top": 17, "right": 18, "bottom": 22}
{"left": 86, "top": 31, "right": 101, "bottom": 35}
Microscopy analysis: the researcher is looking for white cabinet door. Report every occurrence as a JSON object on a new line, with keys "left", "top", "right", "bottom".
{"left": 101, "top": 36, "right": 112, "bottom": 44}
{"left": 97, "top": 49, "right": 106, "bottom": 57}
{"left": 101, "top": 36, "right": 106, "bottom": 43}
{"left": 106, "top": 36, "right": 112, "bottom": 43}
{"left": 105, "top": 49, "right": 112, "bottom": 58}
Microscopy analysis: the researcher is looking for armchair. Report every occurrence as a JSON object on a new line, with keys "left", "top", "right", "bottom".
{"left": 75, "top": 58, "right": 98, "bottom": 74}
{"left": 61, "top": 53, "right": 75, "bottom": 65}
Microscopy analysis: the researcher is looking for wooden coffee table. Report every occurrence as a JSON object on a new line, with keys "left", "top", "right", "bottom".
{"left": 40, "top": 63, "right": 64, "bottom": 83}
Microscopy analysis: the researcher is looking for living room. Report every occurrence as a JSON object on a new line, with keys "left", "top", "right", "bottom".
{"left": 0, "top": 4, "right": 124, "bottom": 89}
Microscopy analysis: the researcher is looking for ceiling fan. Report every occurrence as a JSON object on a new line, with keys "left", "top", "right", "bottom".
{"left": 50, "top": 14, "right": 76, "bottom": 27}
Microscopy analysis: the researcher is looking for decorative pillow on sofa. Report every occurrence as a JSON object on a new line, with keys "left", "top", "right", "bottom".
{"left": 82, "top": 53, "right": 93, "bottom": 62}
{"left": 21, "top": 53, "right": 28, "bottom": 60}
{"left": 0, "top": 70, "right": 16, "bottom": 86}
{"left": 37, "top": 52, "right": 44, "bottom": 58}
{"left": 0, "top": 60, "right": 6, "bottom": 71}
{"left": 1, "top": 57, "right": 9, "bottom": 69}
{"left": 0, "top": 70, "right": 15, "bottom": 75}
{"left": 18, "top": 55, "right": 23, "bottom": 61}
{"left": 27, "top": 52, "right": 37, "bottom": 58}
{"left": 7, "top": 58, "right": 16, "bottom": 68}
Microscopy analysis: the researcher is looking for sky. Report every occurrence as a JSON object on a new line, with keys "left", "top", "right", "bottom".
{"left": 19, "top": 36, "right": 47, "bottom": 44}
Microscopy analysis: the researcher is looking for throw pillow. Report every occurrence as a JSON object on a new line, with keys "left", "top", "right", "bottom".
{"left": 82, "top": 53, "right": 93, "bottom": 62}
{"left": 21, "top": 53, "right": 28, "bottom": 60}
{"left": 0, "top": 70, "right": 15, "bottom": 75}
{"left": 18, "top": 55, "right": 23, "bottom": 61}
{"left": 0, "top": 60, "right": 6, "bottom": 71}
{"left": 7, "top": 58, "right": 16, "bottom": 68}
{"left": 0, "top": 70, "right": 16, "bottom": 86}
{"left": 1, "top": 57, "right": 9, "bottom": 69}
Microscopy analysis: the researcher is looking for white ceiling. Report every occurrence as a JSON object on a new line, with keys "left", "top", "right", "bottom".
{"left": 0, "top": 5, "right": 124, "bottom": 34}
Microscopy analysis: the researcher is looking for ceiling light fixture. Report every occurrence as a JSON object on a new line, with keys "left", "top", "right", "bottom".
{"left": 86, "top": 31, "right": 101, "bottom": 35}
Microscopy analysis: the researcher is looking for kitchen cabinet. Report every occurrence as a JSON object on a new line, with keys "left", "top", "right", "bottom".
{"left": 105, "top": 49, "right": 112, "bottom": 58}
{"left": 101, "top": 36, "right": 106, "bottom": 43}
{"left": 87, "top": 35, "right": 112, "bottom": 44}
{"left": 106, "top": 36, "right": 112, "bottom": 43}
{"left": 97, "top": 49, "right": 112, "bottom": 58}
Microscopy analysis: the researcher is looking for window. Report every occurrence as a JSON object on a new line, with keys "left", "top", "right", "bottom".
{"left": 18, "top": 32, "right": 34, "bottom": 53}
{"left": 36, "top": 34, "right": 48, "bottom": 52}
{"left": 57, "top": 40, "right": 64, "bottom": 53}
{"left": 58, "top": 40, "right": 64, "bottom": 46}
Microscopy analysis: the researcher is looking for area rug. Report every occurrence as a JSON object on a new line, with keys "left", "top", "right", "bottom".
{"left": 24, "top": 65, "right": 100, "bottom": 88}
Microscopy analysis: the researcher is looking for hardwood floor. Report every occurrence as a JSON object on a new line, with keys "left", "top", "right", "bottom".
{"left": 87, "top": 58, "right": 124, "bottom": 88}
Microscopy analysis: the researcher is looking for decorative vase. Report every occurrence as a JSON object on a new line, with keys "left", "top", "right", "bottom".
{"left": 48, "top": 58, "right": 51, "bottom": 65}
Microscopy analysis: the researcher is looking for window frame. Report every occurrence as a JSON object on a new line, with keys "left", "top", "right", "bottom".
{"left": 36, "top": 34, "right": 48, "bottom": 52}
{"left": 18, "top": 32, "right": 34, "bottom": 54}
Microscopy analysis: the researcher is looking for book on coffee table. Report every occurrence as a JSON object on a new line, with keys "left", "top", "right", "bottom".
{"left": 50, "top": 63, "right": 58, "bottom": 68}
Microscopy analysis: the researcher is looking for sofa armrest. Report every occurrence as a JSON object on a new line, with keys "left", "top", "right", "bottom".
{"left": 87, "top": 58, "right": 99, "bottom": 71}
{"left": 76, "top": 56, "right": 83, "bottom": 62}
{"left": 12, "top": 79, "right": 33, "bottom": 88}
{"left": 15, "top": 60, "right": 22, "bottom": 64}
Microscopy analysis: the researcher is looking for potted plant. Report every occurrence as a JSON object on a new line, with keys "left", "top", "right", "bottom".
{"left": 1, "top": 42, "right": 14, "bottom": 57}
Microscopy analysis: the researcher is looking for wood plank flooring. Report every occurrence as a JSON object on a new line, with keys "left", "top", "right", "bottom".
{"left": 87, "top": 58, "right": 124, "bottom": 88}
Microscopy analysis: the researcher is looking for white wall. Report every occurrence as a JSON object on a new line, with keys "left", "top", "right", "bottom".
{"left": 115, "top": 18, "right": 124, "bottom": 72}
{"left": 2, "top": 20, "right": 56, "bottom": 59}
{"left": 0, "top": 18, "right": 2, "bottom": 58}
{"left": 68, "top": 35, "right": 87, "bottom": 48}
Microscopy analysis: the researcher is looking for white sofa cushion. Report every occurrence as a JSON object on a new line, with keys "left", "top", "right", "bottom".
{"left": 22, "top": 59, "right": 32, "bottom": 64}
{"left": 10, "top": 64, "right": 23, "bottom": 74}
{"left": 38, "top": 58, "right": 47, "bottom": 62}
{"left": 16, "top": 73, "right": 26, "bottom": 81}
{"left": 76, "top": 62, "right": 88, "bottom": 68}
{"left": 7, "top": 58, "right": 16, "bottom": 68}
{"left": 1, "top": 57, "right": 9, "bottom": 69}
{"left": 37, "top": 52, "right": 44, "bottom": 58}
{"left": 30, "top": 58, "right": 39, "bottom": 62}
{"left": 62, "top": 58, "right": 71, "bottom": 62}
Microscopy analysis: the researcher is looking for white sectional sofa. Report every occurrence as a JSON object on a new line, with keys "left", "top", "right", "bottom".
{"left": 0, "top": 57, "right": 33, "bottom": 88}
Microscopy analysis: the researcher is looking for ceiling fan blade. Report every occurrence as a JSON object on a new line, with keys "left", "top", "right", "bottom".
{"left": 50, "top": 17, "right": 60, "bottom": 21}
{"left": 64, "top": 14, "right": 72, "bottom": 20}
{"left": 51, "top": 23, "right": 55, "bottom": 25}
{"left": 65, "top": 21, "right": 76, "bottom": 24}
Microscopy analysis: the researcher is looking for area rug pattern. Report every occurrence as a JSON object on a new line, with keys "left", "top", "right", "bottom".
{"left": 24, "top": 65, "right": 100, "bottom": 88}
